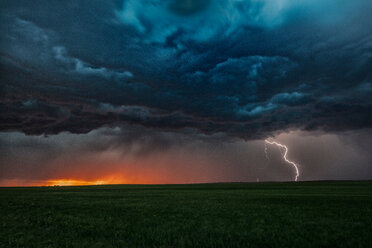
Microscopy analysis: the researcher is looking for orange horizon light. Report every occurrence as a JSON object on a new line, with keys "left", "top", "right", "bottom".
{"left": 44, "top": 176, "right": 137, "bottom": 186}
{"left": 45, "top": 179, "right": 109, "bottom": 186}
{"left": 0, "top": 177, "right": 135, "bottom": 187}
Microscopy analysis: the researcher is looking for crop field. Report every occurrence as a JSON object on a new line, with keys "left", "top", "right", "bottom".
{"left": 1, "top": 181, "right": 372, "bottom": 248}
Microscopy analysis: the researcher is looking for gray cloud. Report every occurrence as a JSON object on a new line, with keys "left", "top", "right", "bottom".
{"left": 1, "top": 127, "right": 371, "bottom": 184}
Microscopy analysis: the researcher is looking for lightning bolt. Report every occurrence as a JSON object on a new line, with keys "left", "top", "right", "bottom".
{"left": 265, "top": 139, "right": 300, "bottom": 182}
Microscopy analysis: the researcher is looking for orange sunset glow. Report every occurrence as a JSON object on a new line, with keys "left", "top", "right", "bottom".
{"left": 0, "top": 172, "right": 162, "bottom": 186}
{"left": 0, "top": 148, "right": 234, "bottom": 187}
{"left": 0, "top": 159, "right": 227, "bottom": 187}
{"left": 0, "top": 178, "right": 128, "bottom": 187}
{"left": 45, "top": 179, "right": 117, "bottom": 186}
{"left": 0, "top": 176, "right": 154, "bottom": 187}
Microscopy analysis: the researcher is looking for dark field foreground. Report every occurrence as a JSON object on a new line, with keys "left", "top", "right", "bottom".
{"left": 1, "top": 182, "right": 372, "bottom": 248}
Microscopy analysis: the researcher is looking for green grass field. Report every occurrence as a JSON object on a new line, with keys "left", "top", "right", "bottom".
{"left": 1, "top": 181, "right": 372, "bottom": 248}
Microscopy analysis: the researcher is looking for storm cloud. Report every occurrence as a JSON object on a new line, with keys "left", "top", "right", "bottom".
{"left": 1, "top": 127, "right": 372, "bottom": 185}
{"left": 0, "top": 0, "right": 372, "bottom": 184}
{"left": 1, "top": 0, "right": 371, "bottom": 139}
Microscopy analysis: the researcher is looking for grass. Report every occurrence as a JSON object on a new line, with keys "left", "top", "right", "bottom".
{"left": 1, "top": 181, "right": 372, "bottom": 248}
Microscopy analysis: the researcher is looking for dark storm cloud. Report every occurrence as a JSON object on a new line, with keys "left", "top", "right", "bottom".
{"left": 1, "top": 0, "right": 372, "bottom": 139}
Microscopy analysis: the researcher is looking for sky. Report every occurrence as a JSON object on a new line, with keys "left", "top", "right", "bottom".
{"left": 0, "top": 0, "right": 372, "bottom": 186}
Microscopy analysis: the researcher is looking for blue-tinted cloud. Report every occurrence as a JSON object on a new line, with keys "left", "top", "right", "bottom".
{"left": 0, "top": 0, "right": 371, "bottom": 139}
{"left": 116, "top": 0, "right": 349, "bottom": 44}
{"left": 271, "top": 92, "right": 311, "bottom": 106}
